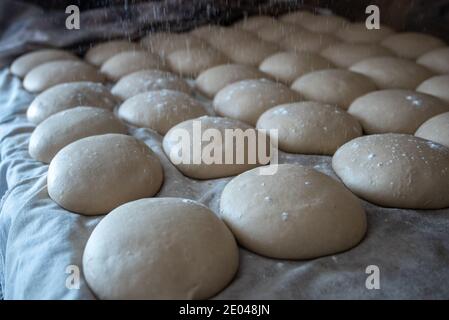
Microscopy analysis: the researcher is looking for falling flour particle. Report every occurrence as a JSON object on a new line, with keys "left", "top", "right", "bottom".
{"left": 281, "top": 212, "right": 289, "bottom": 221}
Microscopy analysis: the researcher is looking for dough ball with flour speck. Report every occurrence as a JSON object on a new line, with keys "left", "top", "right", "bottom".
{"left": 29, "top": 107, "right": 127, "bottom": 163}
{"left": 417, "top": 47, "right": 449, "bottom": 74}
{"left": 332, "top": 134, "right": 449, "bottom": 209}
{"left": 220, "top": 164, "right": 367, "bottom": 259}
{"left": 118, "top": 90, "right": 207, "bottom": 135}
{"left": 83, "top": 198, "right": 238, "bottom": 299}
{"left": 27, "top": 82, "right": 118, "bottom": 124}
{"left": 195, "top": 64, "right": 267, "bottom": 98}
{"left": 300, "top": 14, "right": 349, "bottom": 34}
{"left": 381, "top": 32, "right": 445, "bottom": 59}
{"left": 335, "top": 23, "right": 394, "bottom": 44}
{"left": 220, "top": 39, "right": 279, "bottom": 67}
{"left": 23, "top": 60, "right": 105, "bottom": 93}
{"left": 280, "top": 31, "right": 339, "bottom": 53}
{"left": 291, "top": 69, "right": 377, "bottom": 110}
{"left": 259, "top": 51, "right": 333, "bottom": 84}
{"left": 279, "top": 11, "right": 317, "bottom": 25}
{"left": 257, "top": 102, "right": 362, "bottom": 155}
{"left": 255, "top": 22, "right": 304, "bottom": 43}
{"left": 140, "top": 32, "right": 206, "bottom": 58}
{"left": 203, "top": 28, "right": 258, "bottom": 52}
{"left": 348, "top": 90, "right": 449, "bottom": 134}
{"left": 214, "top": 79, "right": 300, "bottom": 125}
{"left": 48, "top": 134, "right": 163, "bottom": 215}
{"left": 189, "top": 25, "right": 223, "bottom": 41}
{"left": 111, "top": 70, "right": 191, "bottom": 100}
{"left": 417, "top": 75, "right": 449, "bottom": 104}
{"left": 10, "top": 49, "right": 78, "bottom": 78}
{"left": 85, "top": 40, "right": 139, "bottom": 66}
{"left": 233, "top": 15, "right": 277, "bottom": 31}
{"left": 415, "top": 112, "right": 449, "bottom": 148}
{"left": 321, "top": 43, "right": 393, "bottom": 68}
{"left": 350, "top": 57, "right": 434, "bottom": 90}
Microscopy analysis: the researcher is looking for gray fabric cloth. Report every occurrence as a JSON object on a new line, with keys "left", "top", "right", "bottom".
{"left": 1, "top": 0, "right": 449, "bottom": 300}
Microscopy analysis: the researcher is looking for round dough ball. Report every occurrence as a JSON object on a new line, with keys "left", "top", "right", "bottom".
{"left": 220, "top": 164, "right": 367, "bottom": 259}
{"left": 83, "top": 198, "right": 238, "bottom": 299}
{"left": 417, "top": 75, "right": 449, "bottom": 103}
{"left": 195, "top": 64, "right": 267, "bottom": 98}
{"left": 111, "top": 70, "right": 191, "bottom": 100}
{"left": 100, "top": 50, "right": 166, "bottom": 81}
{"left": 381, "top": 32, "right": 445, "bottom": 59}
{"left": 279, "top": 10, "right": 317, "bottom": 25}
{"left": 10, "top": 49, "right": 78, "bottom": 78}
{"left": 335, "top": 23, "right": 394, "bottom": 44}
{"left": 163, "top": 116, "right": 269, "bottom": 179}
{"left": 189, "top": 25, "right": 223, "bottom": 41}
{"left": 233, "top": 15, "right": 277, "bottom": 31}
{"left": 29, "top": 107, "right": 127, "bottom": 163}
{"left": 257, "top": 102, "right": 362, "bottom": 155}
{"left": 48, "top": 134, "right": 163, "bottom": 215}
{"left": 166, "top": 47, "right": 228, "bottom": 77}
{"left": 415, "top": 112, "right": 449, "bottom": 148}
{"left": 417, "top": 47, "right": 449, "bottom": 74}
{"left": 85, "top": 40, "right": 139, "bottom": 66}
{"left": 255, "top": 22, "right": 304, "bottom": 43}
{"left": 23, "top": 60, "right": 105, "bottom": 93}
{"left": 348, "top": 89, "right": 449, "bottom": 134}
{"left": 280, "top": 31, "right": 339, "bottom": 53}
{"left": 220, "top": 39, "right": 279, "bottom": 67}
{"left": 332, "top": 134, "right": 449, "bottom": 209}
{"left": 300, "top": 14, "right": 348, "bottom": 34}
{"left": 321, "top": 43, "right": 393, "bottom": 68}
{"left": 213, "top": 79, "right": 300, "bottom": 125}
{"left": 118, "top": 90, "right": 207, "bottom": 135}
{"left": 140, "top": 32, "right": 206, "bottom": 58}
{"left": 27, "top": 82, "right": 118, "bottom": 124}
{"left": 291, "top": 69, "right": 377, "bottom": 110}
{"left": 259, "top": 51, "right": 333, "bottom": 84}
{"left": 350, "top": 57, "right": 434, "bottom": 90}
{"left": 204, "top": 28, "right": 258, "bottom": 51}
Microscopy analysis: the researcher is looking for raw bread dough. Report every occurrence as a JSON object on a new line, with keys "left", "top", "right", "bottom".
{"left": 233, "top": 15, "right": 277, "bottom": 31}
{"left": 255, "top": 22, "right": 304, "bottom": 43}
{"left": 10, "top": 49, "right": 78, "bottom": 78}
{"left": 195, "top": 63, "right": 267, "bottom": 98}
{"left": 85, "top": 40, "right": 139, "bottom": 66}
{"left": 299, "top": 14, "right": 348, "bottom": 34}
{"left": 23, "top": 60, "right": 106, "bottom": 92}
{"left": 336, "top": 23, "right": 394, "bottom": 44}
{"left": 417, "top": 47, "right": 449, "bottom": 74}
{"left": 381, "top": 32, "right": 445, "bottom": 59}
{"left": 111, "top": 70, "right": 191, "bottom": 100}
{"left": 166, "top": 47, "right": 228, "bottom": 77}
{"left": 321, "top": 43, "right": 393, "bottom": 68}
{"left": 291, "top": 69, "right": 377, "bottom": 110}
{"left": 100, "top": 50, "right": 166, "bottom": 81}
{"left": 350, "top": 57, "right": 434, "bottom": 90}
{"left": 348, "top": 89, "right": 449, "bottom": 134}
{"left": 27, "top": 82, "right": 118, "bottom": 124}
{"left": 189, "top": 25, "right": 223, "bottom": 41}
{"left": 220, "top": 39, "right": 279, "bottom": 67}
{"left": 48, "top": 134, "right": 163, "bottom": 215}
{"left": 29, "top": 107, "right": 127, "bottom": 163}
{"left": 83, "top": 198, "right": 239, "bottom": 299}
{"left": 332, "top": 134, "right": 449, "bottom": 209}
{"left": 417, "top": 75, "right": 449, "bottom": 103}
{"left": 257, "top": 102, "right": 362, "bottom": 155}
{"left": 280, "top": 31, "right": 339, "bottom": 53}
{"left": 279, "top": 11, "right": 317, "bottom": 25}
{"left": 219, "top": 164, "right": 367, "bottom": 259}
{"left": 140, "top": 32, "right": 206, "bottom": 58}
{"left": 163, "top": 116, "right": 269, "bottom": 179}
{"left": 259, "top": 51, "right": 333, "bottom": 84}
{"left": 213, "top": 79, "right": 300, "bottom": 125}
{"left": 118, "top": 90, "right": 207, "bottom": 135}
{"left": 203, "top": 28, "right": 258, "bottom": 51}
{"left": 415, "top": 112, "right": 449, "bottom": 148}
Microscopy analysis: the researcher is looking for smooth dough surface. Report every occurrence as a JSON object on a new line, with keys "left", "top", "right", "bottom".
{"left": 140, "top": 32, "right": 206, "bottom": 57}
{"left": 259, "top": 51, "right": 333, "bottom": 84}
{"left": 255, "top": 22, "right": 304, "bottom": 43}
{"left": 220, "top": 164, "right": 367, "bottom": 259}
{"left": 48, "top": 134, "right": 163, "bottom": 215}
{"left": 85, "top": 40, "right": 139, "bottom": 66}
{"left": 203, "top": 28, "right": 258, "bottom": 51}
{"left": 348, "top": 89, "right": 449, "bottom": 134}
{"left": 417, "top": 47, "right": 449, "bottom": 74}
{"left": 29, "top": 107, "right": 127, "bottom": 163}
{"left": 350, "top": 57, "right": 434, "bottom": 90}
{"left": 233, "top": 15, "right": 277, "bottom": 31}
{"left": 163, "top": 116, "right": 269, "bottom": 179}
{"left": 280, "top": 31, "right": 339, "bottom": 53}
{"left": 279, "top": 11, "right": 317, "bottom": 25}
{"left": 417, "top": 75, "right": 449, "bottom": 103}
{"left": 23, "top": 60, "right": 106, "bottom": 93}
{"left": 321, "top": 43, "right": 393, "bottom": 68}
{"left": 27, "top": 81, "right": 118, "bottom": 124}
{"left": 220, "top": 39, "right": 279, "bottom": 67}
{"left": 195, "top": 64, "right": 267, "bottom": 98}
{"left": 415, "top": 112, "right": 449, "bottom": 148}
{"left": 291, "top": 69, "right": 377, "bottom": 109}
{"left": 111, "top": 70, "right": 191, "bottom": 100}
{"left": 257, "top": 102, "right": 362, "bottom": 155}
{"left": 83, "top": 198, "right": 239, "bottom": 299}
{"left": 335, "top": 23, "right": 394, "bottom": 44}
{"left": 100, "top": 50, "right": 166, "bottom": 81}
{"left": 381, "top": 32, "right": 445, "bottom": 59}
{"left": 214, "top": 79, "right": 300, "bottom": 125}
{"left": 118, "top": 90, "right": 207, "bottom": 135}
{"left": 332, "top": 134, "right": 449, "bottom": 209}
{"left": 299, "top": 14, "right": 348, "bottom": 34}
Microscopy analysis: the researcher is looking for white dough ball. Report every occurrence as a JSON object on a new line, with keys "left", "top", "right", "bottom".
{"left": 381, "top": 32, "right": 445, "bottom": 59}
{"left": 415, "top": 112, "right": 449, "bottom": 148}
{"left": 417, "top": 75, "right": 449, "bottom": 104}
{"left": 85, "top": 40, "right": 139, "bottom": 66}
